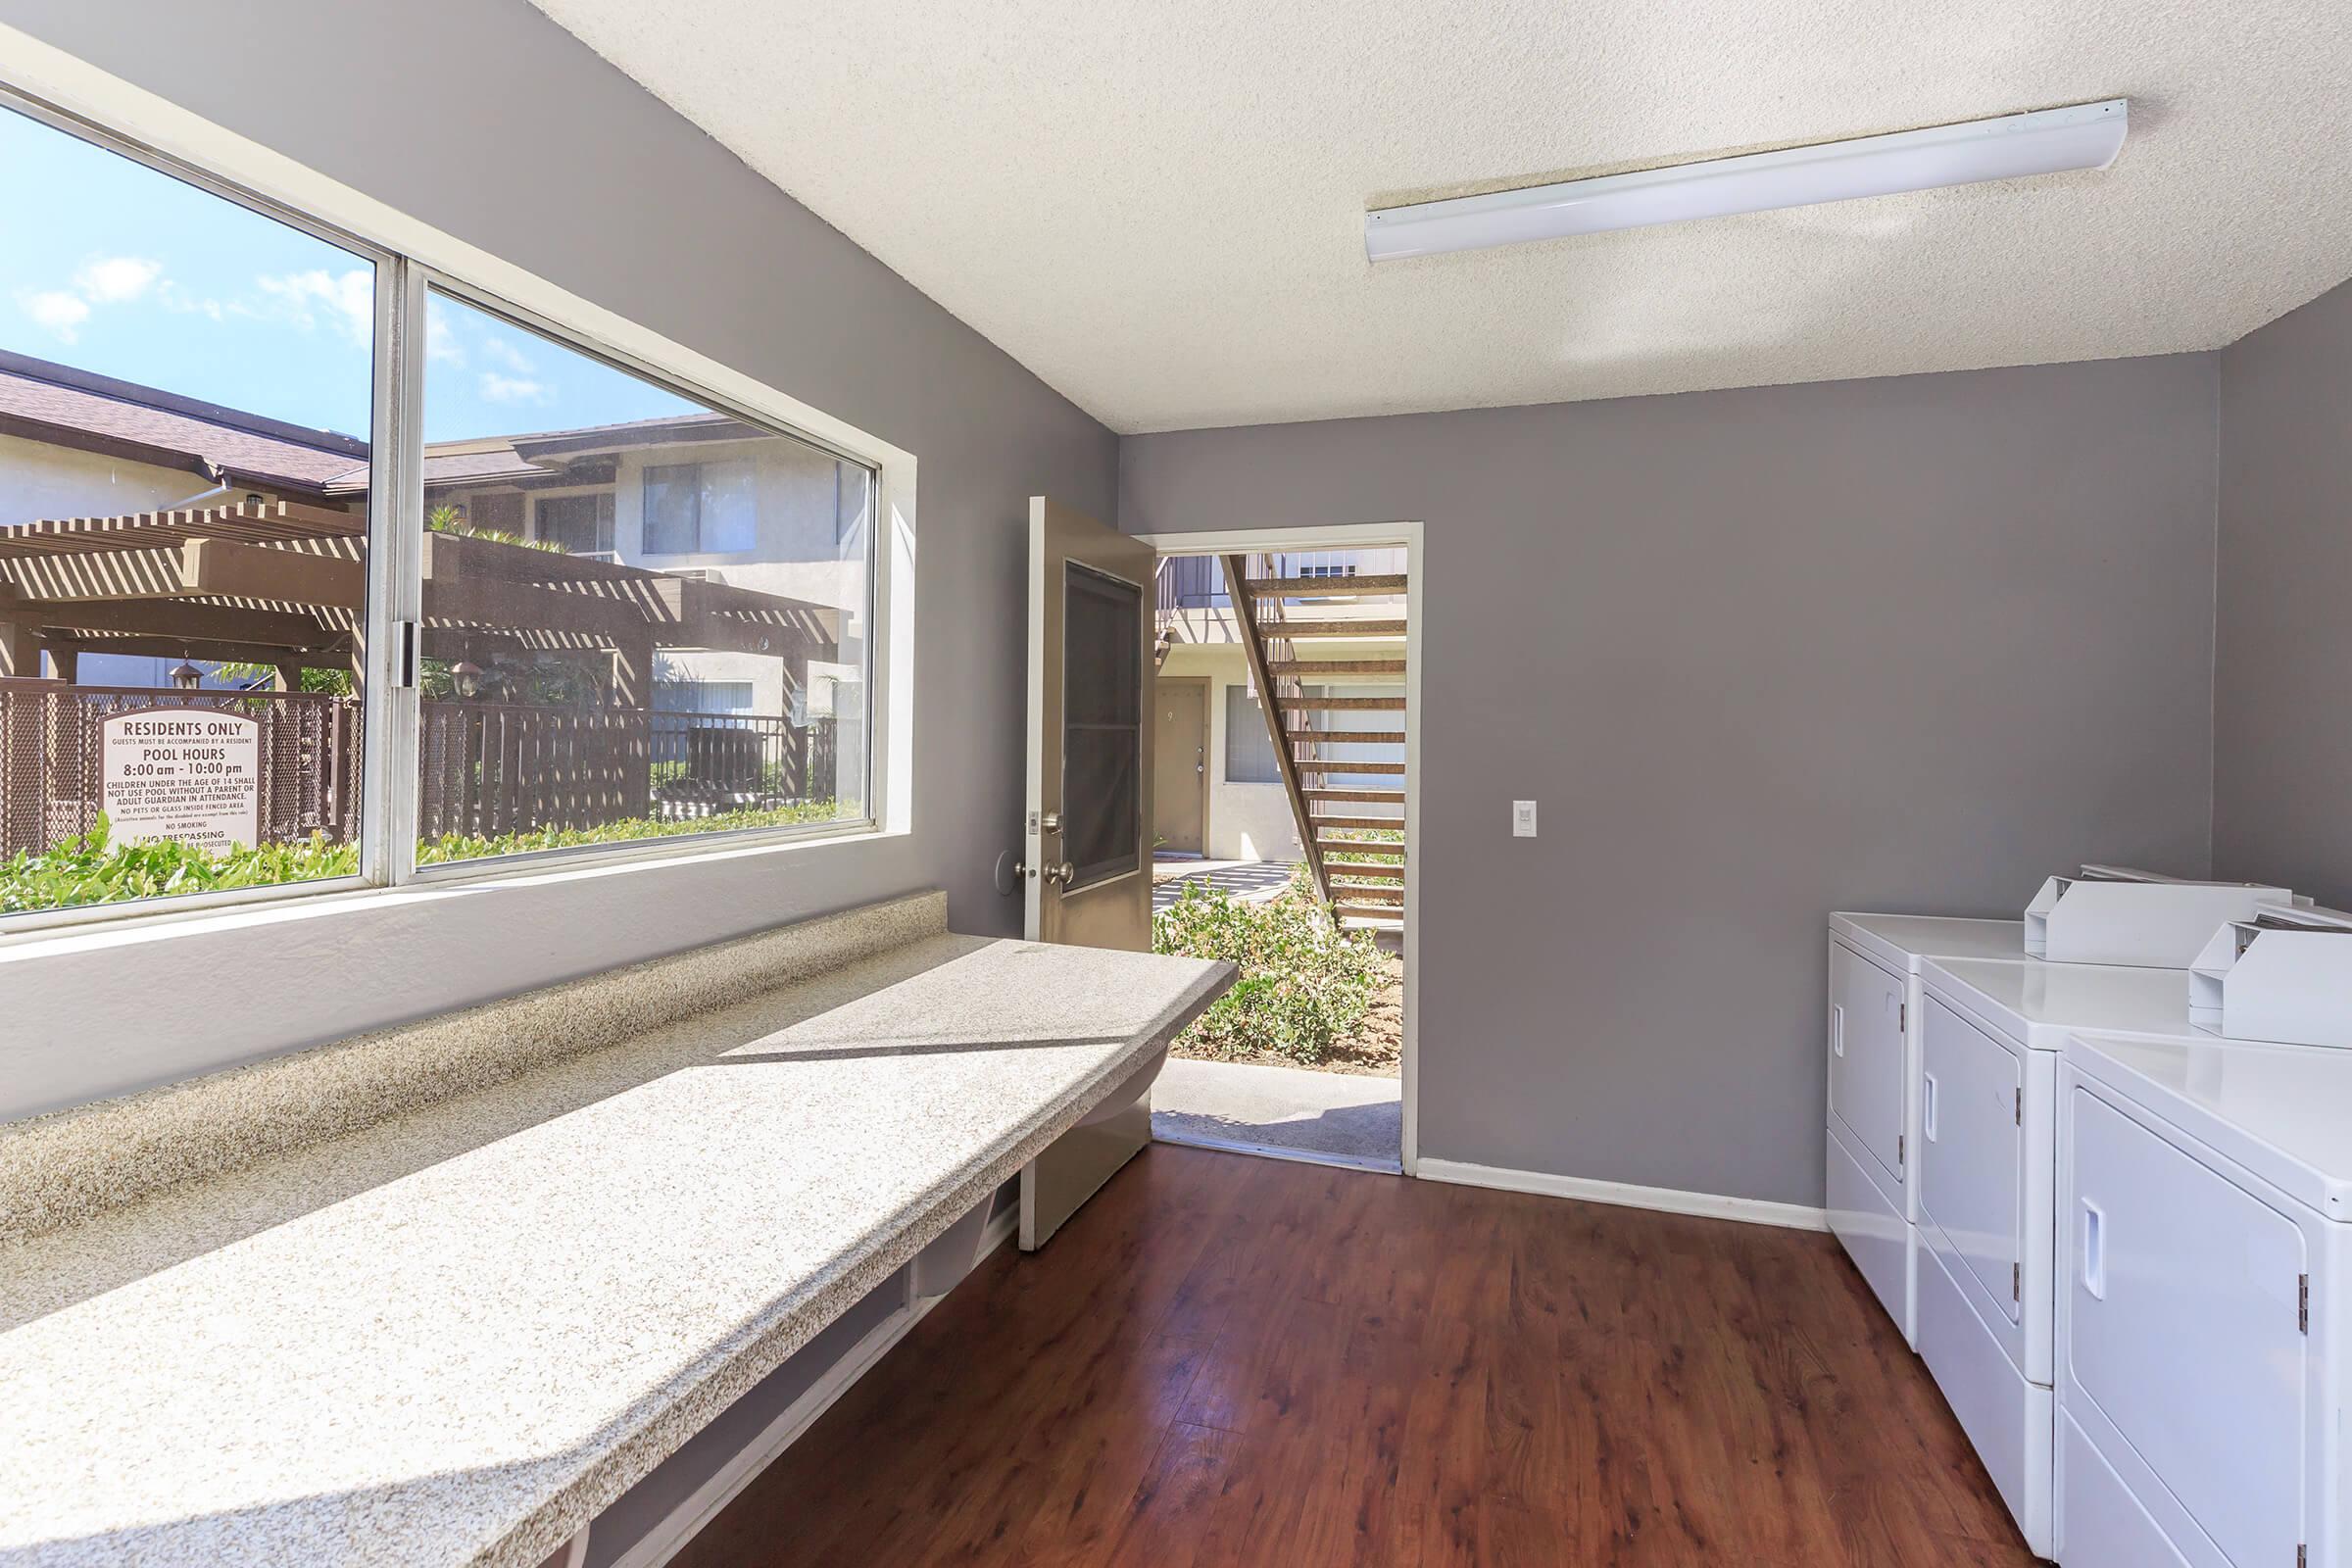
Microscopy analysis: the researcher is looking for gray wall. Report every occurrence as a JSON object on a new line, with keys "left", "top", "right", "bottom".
{"left": 2214, "top": 278, "right": 2352, "bottom": 906}
{"left": 1122, "top": 357, "right": 2221, "bottom": 1206}
{"left": 0, "top": 0, "right": 1108, "bottom": 1116}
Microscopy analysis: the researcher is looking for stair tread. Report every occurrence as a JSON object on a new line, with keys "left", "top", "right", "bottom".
{"left": 1302, "top": 788, "right": 1405, "bottom": 802}
{"left": 1264, "top": 660, "right": 1406, "bottom": 675}
{"left": 1286, "top": 729, "right": 1406, "bottom": 744}
{"left": 1276, "top": 697, "right": 1406, "bottom": 710}
{"left": 1321, "top": 860, "right": 1403, "bottom": 877}
{"left": 1269, "top": 618, "right": 1407, "bottom": 638}
{"left": 1243, "top": 573, "right": 1406, "bottom": 597}
{"left": 1295, "top": 760, "right": 1404, "bottom": 775}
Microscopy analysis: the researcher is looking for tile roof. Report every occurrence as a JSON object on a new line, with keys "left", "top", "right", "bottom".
{"left": 3, "top": 352, "right": 800, "bottom": 504}
{"left": 0, "top": 351, "right": 368, "bottom": 496}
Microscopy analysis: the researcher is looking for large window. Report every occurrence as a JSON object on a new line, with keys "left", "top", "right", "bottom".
{"left": 417, "top": 287, "right": 873, "bottom": 866}
{"left": 0, "top": 93, "right": 887, "bottom": 924}
{"left": 0, "top": 99, "right": 378, "bottom": 917}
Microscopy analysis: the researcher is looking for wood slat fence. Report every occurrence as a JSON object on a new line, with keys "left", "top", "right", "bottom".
{"left": 0, "top": 680, "right": 357, "bottom": 858}
{"left": 0, "top": 679, "right": 828, "bottom": 858}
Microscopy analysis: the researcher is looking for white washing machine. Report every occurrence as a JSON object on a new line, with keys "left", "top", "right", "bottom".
{"left": 2057, "top": 1031, "right": 2352, "bottom": 1568}
{"left": 1826, "top": 914, "right": 2030, "bottom": 1346}
{"left": 1912, "top": 957, "right": 2214, "bottom": 1558}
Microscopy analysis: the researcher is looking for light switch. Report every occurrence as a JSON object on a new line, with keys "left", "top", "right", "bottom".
{"left": 1512, "top": 800, "right": 1538, "bottom": 837}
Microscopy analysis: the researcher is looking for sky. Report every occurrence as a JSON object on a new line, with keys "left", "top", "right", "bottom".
{"left": 0, "top": 104, "right": 699, "bottom": 446}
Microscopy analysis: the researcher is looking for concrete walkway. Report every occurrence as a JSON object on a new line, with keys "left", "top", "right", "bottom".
{"left": 1152, "top": 1056, "right": 1401, "bottom": 1172}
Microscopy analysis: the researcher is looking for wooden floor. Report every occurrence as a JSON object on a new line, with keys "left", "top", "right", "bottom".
{"left": 674, "top": 1146, "right": 2034, "bottom": 1567}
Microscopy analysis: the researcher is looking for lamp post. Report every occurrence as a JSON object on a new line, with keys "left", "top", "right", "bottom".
{"left": 168, "top": 660, "right": 203, "bottom": 691}
{"left": 450, "top": 661, "right": 484, "bottom": 701}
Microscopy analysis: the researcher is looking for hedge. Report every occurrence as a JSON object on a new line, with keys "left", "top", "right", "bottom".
{"left": 1151, "top": 866, "right": 1382, "bottom": 1065}
{"left": 0, "top": 803, "right": 845, "bottom": 914}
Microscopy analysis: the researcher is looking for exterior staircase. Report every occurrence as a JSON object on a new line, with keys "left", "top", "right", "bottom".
{"left": 1220, "top": 553, "right": 1407, "bottom": 933}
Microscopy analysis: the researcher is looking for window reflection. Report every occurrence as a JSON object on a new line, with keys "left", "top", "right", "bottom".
{"left": 413, "top": 290, "right": 873, "bottom": 867}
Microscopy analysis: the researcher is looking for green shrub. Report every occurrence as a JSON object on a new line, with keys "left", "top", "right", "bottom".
{"left": 1152, "top": 868, "right": 1382, "bottom": 1065}
{"left": 0, "top": 803, "right": 846, "bottom": 914}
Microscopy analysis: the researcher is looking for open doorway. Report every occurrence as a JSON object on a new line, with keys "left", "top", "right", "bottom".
{"left": 1135, "top": 524, "right": 1420, "bottom": 1175}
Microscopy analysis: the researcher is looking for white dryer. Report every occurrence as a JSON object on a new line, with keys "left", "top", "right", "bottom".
{"left": 1912, "top": 957, "right": 2213, "bottom": 1557}
{"left": 1825, "top": 914, "right": 2030, "bottom": 1345}
{"left": 2058, "top": 1032, "right": 2352, "bottom": 1568}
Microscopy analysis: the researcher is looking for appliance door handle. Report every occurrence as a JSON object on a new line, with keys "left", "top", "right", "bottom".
{"left": 1831, "top": 1004, "right": 1845, "bottom": 1058}
{"left": 1922, "top": 1072, "right": 1938, "bottom": 1141}
{"left": 2082, "top": 1200, "right": 2106, "bottom": 1299}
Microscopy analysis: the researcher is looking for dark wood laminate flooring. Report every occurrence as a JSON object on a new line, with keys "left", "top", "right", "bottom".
{"left": 673, "top": 1146, "right": 2032, "bottom": 1567}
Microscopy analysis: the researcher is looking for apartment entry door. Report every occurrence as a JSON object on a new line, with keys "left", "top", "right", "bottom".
{"left": 1019, "top": 494, "right": 1157, "bottom": 1249}
{"left": 1152, "top": 678, "right": 1207, "bottom": 857}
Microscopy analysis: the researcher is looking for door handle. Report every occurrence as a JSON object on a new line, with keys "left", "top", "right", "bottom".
{"left": 1043, "top": 860, "right": 1076, "bottom": 887}
{"left": 2081, "top": 1200, "right": 2106, "bottom": 1299}
{"left": 1831, "top": 1004, "right": 1845, "bottom": 1058}
{"left": 1922, "top": 1072, "right": 1938, "bottom": 1141}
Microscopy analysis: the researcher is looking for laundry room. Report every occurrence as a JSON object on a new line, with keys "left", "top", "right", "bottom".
{"left": 1, "top": 6, "right": 2349, "bottom": 1567}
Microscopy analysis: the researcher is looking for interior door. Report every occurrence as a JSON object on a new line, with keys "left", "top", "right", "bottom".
{"left": 1019, "top": 495, "right": 1158, "bottom": 1249}
{"left": 1023, "top": 496, "right": 1155, "bottom": 950}
{"left": 1152, "top": 678, "right": 1206, "bottom": 857}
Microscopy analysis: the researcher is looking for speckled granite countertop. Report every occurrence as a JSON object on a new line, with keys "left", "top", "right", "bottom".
{"left": 0, "top": 923, "right": 1231, "bottom": 1567}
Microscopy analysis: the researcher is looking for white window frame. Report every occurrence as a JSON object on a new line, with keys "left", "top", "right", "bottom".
{"left": 0, "top": 40, "right": 916, "bottom": 936}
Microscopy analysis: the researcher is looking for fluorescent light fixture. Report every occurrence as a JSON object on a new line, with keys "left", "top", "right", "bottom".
{"left": 1364, "top": 99, "right": 2127, "bottom": 263}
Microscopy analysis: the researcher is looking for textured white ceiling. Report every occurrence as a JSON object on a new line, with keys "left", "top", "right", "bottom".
{"left": 527, "top": 0, "right": 2352, "bottom": 434}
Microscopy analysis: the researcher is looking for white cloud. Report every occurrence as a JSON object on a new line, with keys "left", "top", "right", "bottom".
{"left": 17, "top": 289, "right": 91, "bottom": 343}
{"left": 72, "top": 255, "right": 163, "bottom": 304}
{"left": 479, "top": 371, "right": 547, "bottom": 404}
{"left": 17, "top": 254, "right": 169, "bottom": 342}
{"left": 425, "top": 315, "right": 464, "bottom": 365}
{"left": 157, "top": 280, "right": 225, "bottom": 321}
{"left": 252, "top": 268, "right": 373, "bottom": 345}
{"left": 481, "top": 335, "right": 535, "bottom": 374}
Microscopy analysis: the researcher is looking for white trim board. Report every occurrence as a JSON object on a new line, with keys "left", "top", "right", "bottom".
{"left": 607, "top": 1203, "right": 1019, "bottom": 1568}
{"left": 1416, "top": 1158, "right": 1830, "bottom": 1232}
{"left": 1133, "top": 521, "right": 1423, "bottom": 1180}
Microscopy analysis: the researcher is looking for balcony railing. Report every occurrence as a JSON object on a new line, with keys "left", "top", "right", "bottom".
{"left": 1158, "top": 548, "right": 1405, "bottom": 612}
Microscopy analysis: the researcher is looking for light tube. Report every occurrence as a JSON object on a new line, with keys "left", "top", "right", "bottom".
{"left": 1363, "top": 100, "right": 2127, "bottom": 263}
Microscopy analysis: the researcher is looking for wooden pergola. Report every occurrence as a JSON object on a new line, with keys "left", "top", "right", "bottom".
{"left": 0, "top": 498, "right": 841, "bottom": 700}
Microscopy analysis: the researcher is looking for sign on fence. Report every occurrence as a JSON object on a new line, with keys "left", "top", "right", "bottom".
{"left": 98, "top": 709, "right": 262, "bottom": 853}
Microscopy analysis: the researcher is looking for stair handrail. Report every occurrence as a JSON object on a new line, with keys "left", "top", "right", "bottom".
{"left": 1220, "top": 552, "right": 1332, "bottom": 906}
{"left": 1152, "top": 557, "right": 1179, "bottom": 668}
